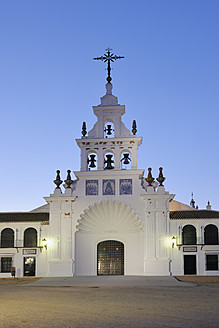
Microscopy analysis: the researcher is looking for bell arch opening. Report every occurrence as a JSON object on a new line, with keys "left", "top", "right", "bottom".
{"left": 87, "top": 152, "right": 98, "bottom": 171}
{"left": 97, "top": 240, "right": 124, "bottom": 276}
{"left": 104, "top": 121, "right": 114, "bottom": 138}
{"left": 120, "top": 151, "right": 131, "bottom": 170}
{"left": 104, "top": 152, "right": 115, "bottom": 170}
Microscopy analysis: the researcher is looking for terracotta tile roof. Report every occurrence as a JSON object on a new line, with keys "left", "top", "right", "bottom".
{"left": 0, "top": 212, "right": 49, "bottom": 222}
{"left": 170, "top": 210, "right": 219, "bottom": 220}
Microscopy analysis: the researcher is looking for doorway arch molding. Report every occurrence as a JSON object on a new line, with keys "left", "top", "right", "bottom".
{"left": 77, "top": 200, "right": 142, "bottom": 233}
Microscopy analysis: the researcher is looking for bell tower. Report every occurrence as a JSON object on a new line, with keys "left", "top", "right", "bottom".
{"left": 76, "top": 48, "right": 142, "bottom": 172}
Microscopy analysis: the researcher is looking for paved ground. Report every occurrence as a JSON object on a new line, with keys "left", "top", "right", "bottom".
{"left": 0, "top": 276, "right": 218, "bottom": 328}
{"left": 22, "top": 275, "right": 194, "bottom": 287}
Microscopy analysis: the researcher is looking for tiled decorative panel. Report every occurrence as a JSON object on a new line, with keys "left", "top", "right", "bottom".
{"left": 86, "top": 180, "right": 98, "bottom": 196}
{"left": 119, "top": 179, "right": 132, "bottom": 195}
{"left": 103, "top": 179, "right": 115, "bottom": 195}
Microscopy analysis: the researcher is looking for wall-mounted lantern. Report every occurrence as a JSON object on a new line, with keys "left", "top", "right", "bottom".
{"left": 172, "top": 236, "right": 176, "bottom": 248}
{"left": 42, "top": 238, "right": 47, "bottom": 250}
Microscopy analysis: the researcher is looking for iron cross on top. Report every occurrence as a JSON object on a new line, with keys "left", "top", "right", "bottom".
{"left": 93, "top": 48, "right": 124, "bottom": 83}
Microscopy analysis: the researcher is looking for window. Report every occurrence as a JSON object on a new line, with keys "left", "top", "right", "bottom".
{"left": 1, "top": 228, "right": 14, "bottom": 248}
{"left": 24, "top": 228, "right": 37, "bottom": 247}
{"left": 204, "top": 225, "right": 218, "bottom": 245}
{"left": 182, "top": 225, "right": 196, "bottom": 245}
{"left": 1, "top": 257, "right": 12, "bottom": 273}
{"left": 206, "top": 255, "right": 218, "bottom": 271}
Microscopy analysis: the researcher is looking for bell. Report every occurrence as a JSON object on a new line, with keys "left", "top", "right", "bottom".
{"left": 104, "top": 124, "right": 113, "bottom": 135}
{"left": 88, "top": 154, "right": 96, "bottom": 168}
{"left": 104, "top": 154, "right": 114, "bottom": 170}
{"left": 122, "top": 153, "right": 131, "bottom": 165}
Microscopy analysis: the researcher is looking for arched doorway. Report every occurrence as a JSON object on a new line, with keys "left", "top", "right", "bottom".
{"left": 97, "top": 240, "right": 124, "bottom": 275}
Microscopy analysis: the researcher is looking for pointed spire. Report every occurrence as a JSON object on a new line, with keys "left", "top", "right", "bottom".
{"left": 190, "top": 192, "right": 195, "bottom": 208}
{"left": 82, "top": 122, "right": 87, "bottom": 137}
{"left": 64, "top": 170, "right": 73, "bottom": 188}
{"left": 156, "top": 167, "right": 166, "bottom": 186}
{"left": 132, "top": 120, "right": 137, "bottom": 135}
{"left": 53, "top": 170, "right": 63, "bottom": 189}
{"left": 146, "top": 168, "right": 154, "bottom": 186}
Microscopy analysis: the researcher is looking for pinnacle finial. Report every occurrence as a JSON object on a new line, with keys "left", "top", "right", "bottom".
{"left": 93, "top": 48, "right": 124, "bottom": 83}
{"left": 146, "top": 168, "right": 154, "bottom": 186}
{"left": 190, "top": 192, "right": 195, "bottom": 208}
{"left": 156, "top": 167, "right": 166, "bottom": 186}
{"left": 132, "top": 120, "right": 137, "bottom": 135}
{"left": 82, "top": 122, "right": 87, "bottom": 137}
{"left": 206, "top": 201, "right": 211, "bottom": 210}
{"left": 53, "top": 170, "right": 63, "bottom": 189}
{"left": 64, "top": 170, "right": 73, "bottom": 188}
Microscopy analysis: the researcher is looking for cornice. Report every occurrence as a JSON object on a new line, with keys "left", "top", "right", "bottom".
{"left": 76, "top": 136, "right": 142, "bottom": 147}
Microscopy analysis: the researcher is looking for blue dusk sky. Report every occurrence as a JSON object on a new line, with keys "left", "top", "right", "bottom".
{"left": 0, "top": 0, "right": 218, "bottom": 211}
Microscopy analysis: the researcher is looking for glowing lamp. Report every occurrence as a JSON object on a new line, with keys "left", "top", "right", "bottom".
{"left": 172, "top": 236, "right": 176, "bottom": 248}
{"left": 42, "top": 238, "right": 47, "bottom": 250}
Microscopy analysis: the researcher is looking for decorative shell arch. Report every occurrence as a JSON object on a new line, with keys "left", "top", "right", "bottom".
{"left": 77, "top": 200, "right": 143, "bottom": 233}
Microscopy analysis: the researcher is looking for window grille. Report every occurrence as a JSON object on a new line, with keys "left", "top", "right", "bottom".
{"left": 24, "top": 228, "right": 37, "bottom": 247}
{"left": 204, "top": 225, "right": 219, "bottom": 245}
{"left": 1, "top": 257, "right": 12, "bottom": 273}
{"left": 182, "top": 225, "right": 196, "bottom": 245}
{"left": 206, "top": 254, "right": 218, "bottom": 271}
{"left": 1, "top": 228, "right": 14, "bottom": 248}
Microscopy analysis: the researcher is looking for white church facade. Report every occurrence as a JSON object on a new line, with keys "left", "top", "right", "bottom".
{"left": 0, "top": 51, "right": 219, "bottom": 278}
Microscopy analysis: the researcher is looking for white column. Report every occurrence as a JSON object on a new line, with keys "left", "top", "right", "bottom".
{"left": 97, "top": 117, "right": 104, "bottom": 138}
{"left": 131, "top": 147, "right": 138, "bottom": 169}
{"left": 98, "top": 147, "right": 104, "bottom": 170}
{"left": 81, "top": 147, "right": 87, "bottom": 171}
{"left": 179, "top": 225, "right": 182, "bottom": 244}
{"left": 114, "top": 116, "right": 120, "bottom": 138}
{"left": 155, "top": 211, "right": 158, "bottom": 259}
{"left": 114, "top": 147, "right": 120, "bottom": 170}
{"left": 201, "top": 225, "right": 205, "bottom": 244}
{"left": 16, "top": 228, "right": 19, "bottom": 247}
